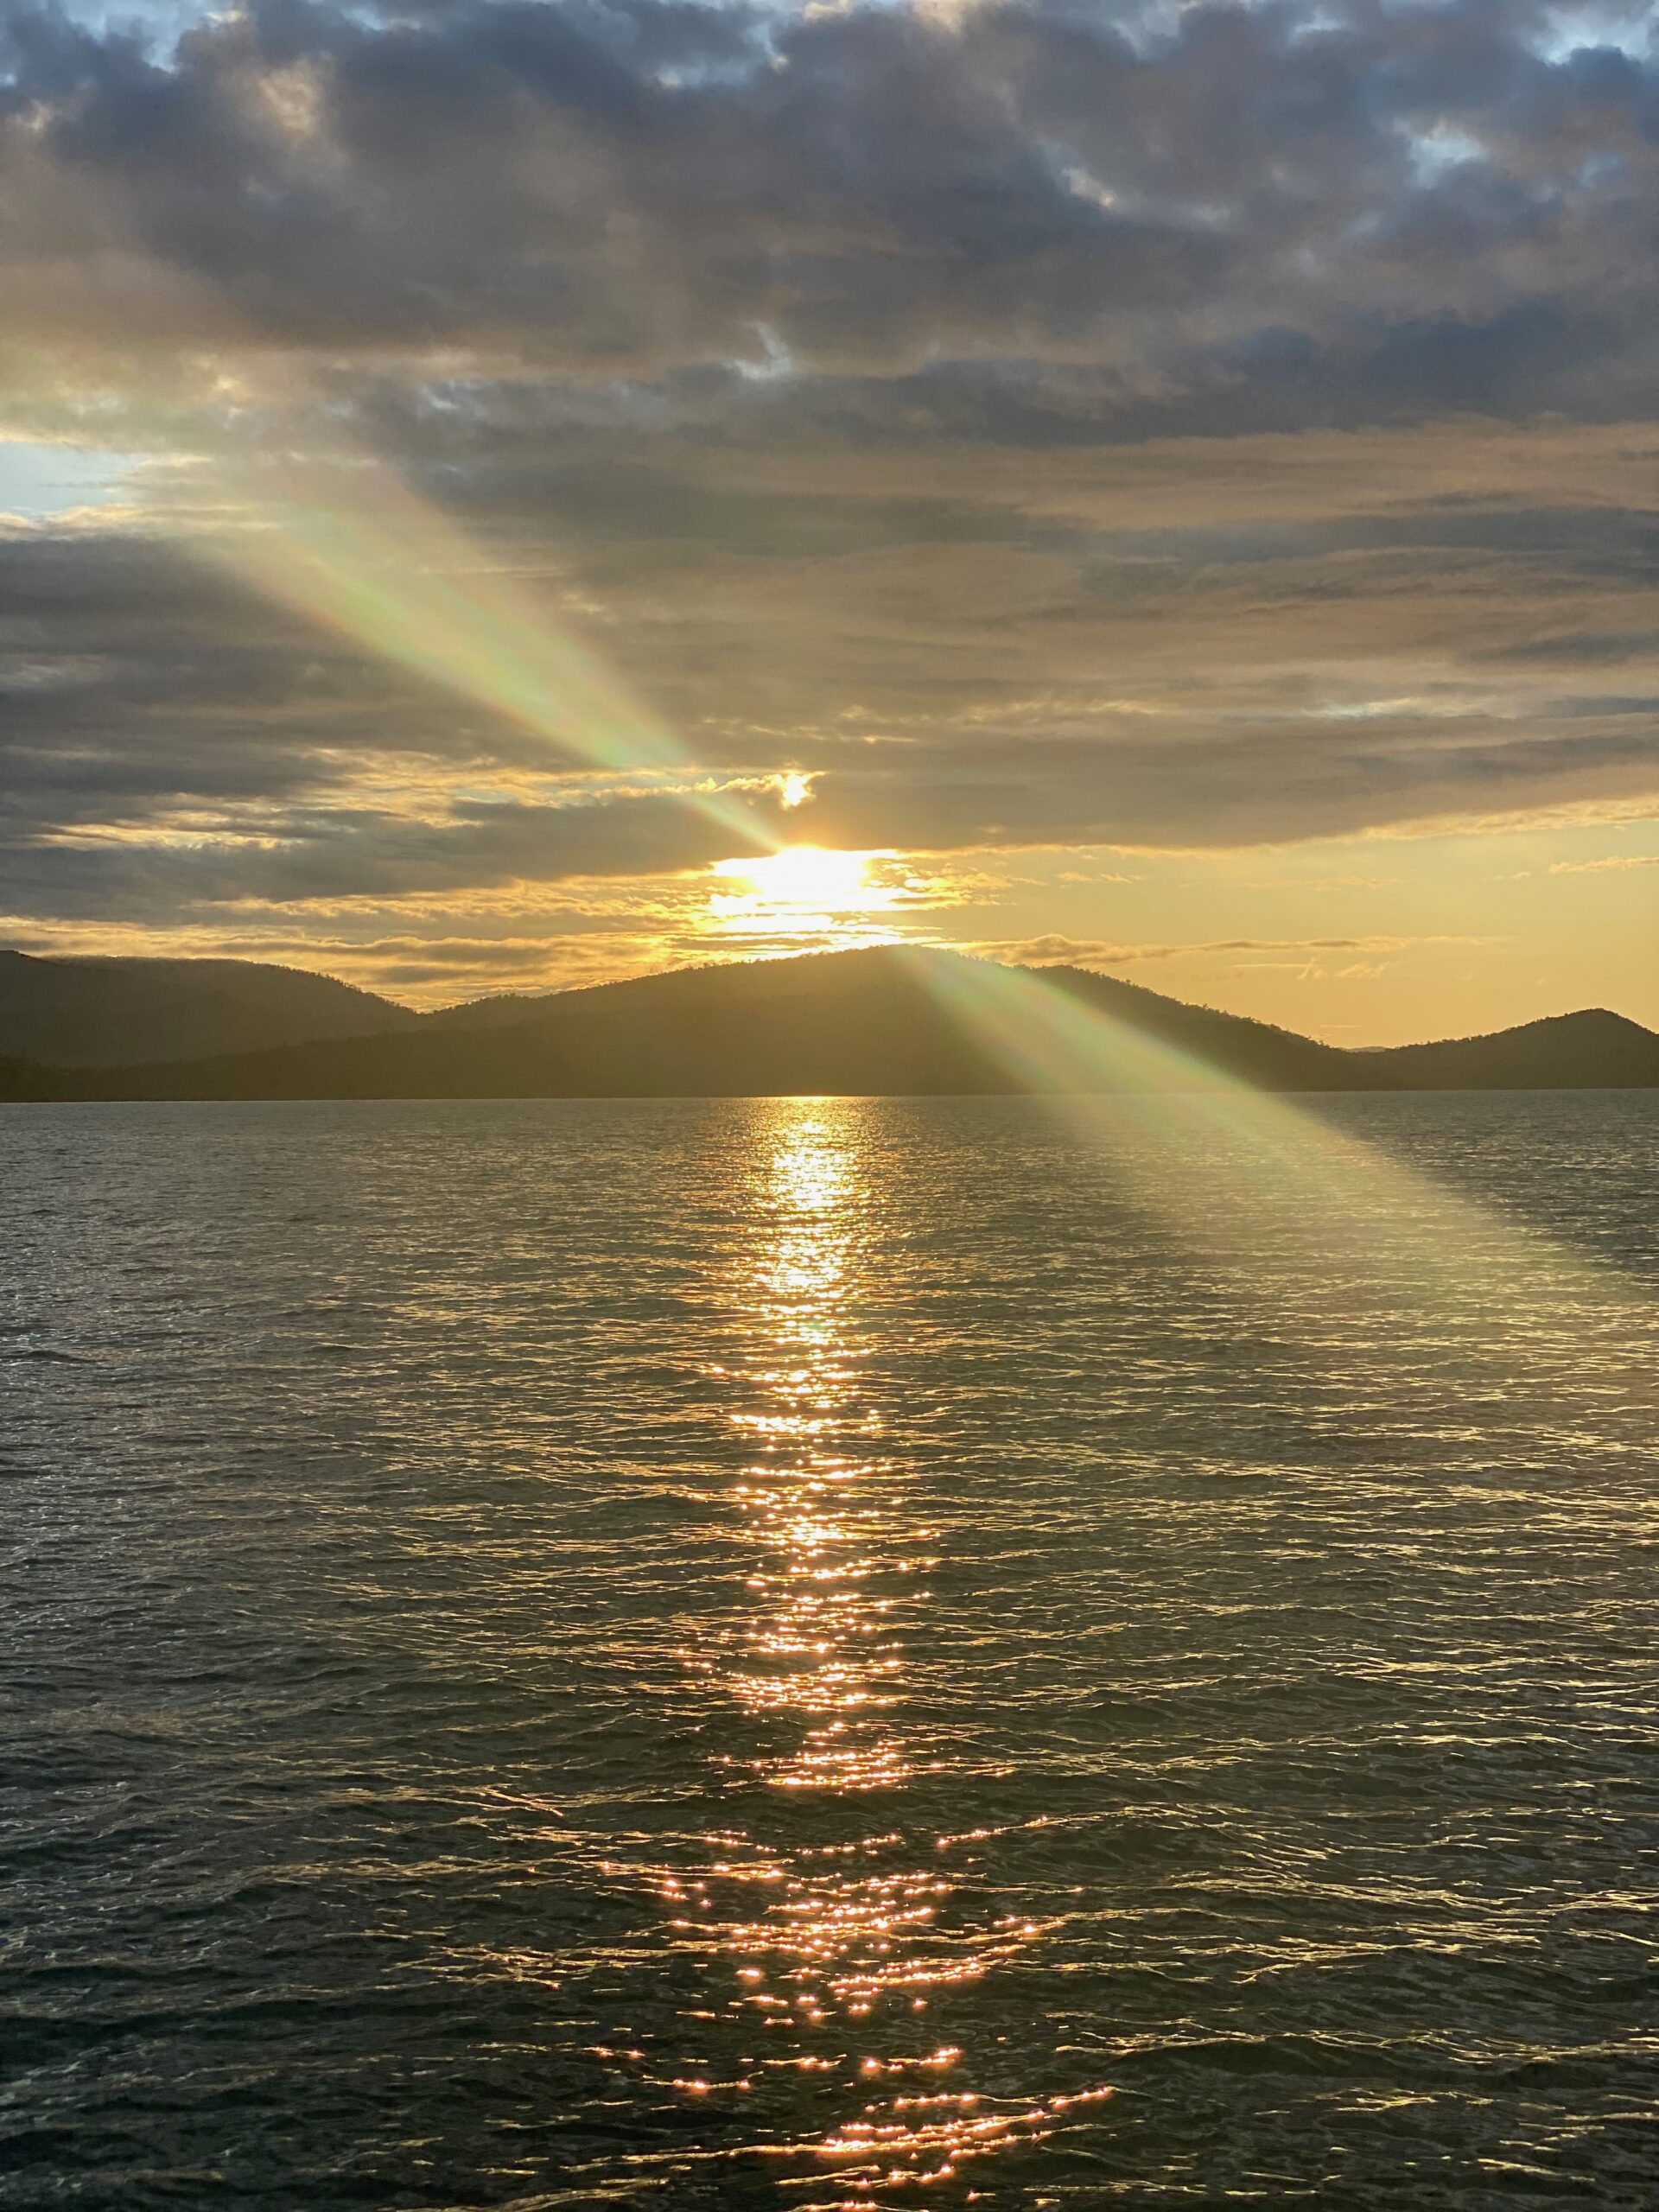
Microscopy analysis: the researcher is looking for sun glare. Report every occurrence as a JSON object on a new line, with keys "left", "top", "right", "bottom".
{"left": 715, "top": 848, "right": 873, "bottom": 909}
{"left": 707, "top": 847, "right": 907, "bottom": 942}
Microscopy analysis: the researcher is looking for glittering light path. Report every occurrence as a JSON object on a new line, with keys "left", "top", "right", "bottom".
{"left": 670, "top": 1102, "right": 1116, "bottom": 2205}
{"left": 737, "top": 1105, "right": 1116, "bottom": 2202}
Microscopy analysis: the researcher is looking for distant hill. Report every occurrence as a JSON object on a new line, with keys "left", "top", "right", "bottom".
{"left": 0, "top": 950, "right": 417, "bottom": 1068}
{"left": 1357, "top": 1008, "right": 1659, "bottom": 1090}
{"left": 0, "top": 944, "right": 1654, "bottom": 1101}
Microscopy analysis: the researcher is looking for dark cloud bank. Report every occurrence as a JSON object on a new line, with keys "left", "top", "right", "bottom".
{"left": 2, "top": 0, "right": 1657, "bottom": 928}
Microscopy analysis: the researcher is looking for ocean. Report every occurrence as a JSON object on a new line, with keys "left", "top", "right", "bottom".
{"left": 3, "top": 1091, "right": 1656, "bottom": 2209}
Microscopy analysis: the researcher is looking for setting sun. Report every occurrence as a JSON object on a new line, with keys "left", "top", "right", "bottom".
{"left": 707, "top": 848, "right": 906, "bottom": 940}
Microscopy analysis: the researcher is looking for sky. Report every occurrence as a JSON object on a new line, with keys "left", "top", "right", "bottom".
{"left": 1, "top": 0, "right": 1656, "bottom": 1042}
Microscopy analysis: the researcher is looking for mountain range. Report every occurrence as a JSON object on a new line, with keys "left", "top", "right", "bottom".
{"left": 2, "top": 944, "right": 1656, "bottom": 1101}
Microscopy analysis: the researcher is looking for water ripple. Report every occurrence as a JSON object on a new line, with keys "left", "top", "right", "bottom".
{"left": 1, "top": 1090, "right": 1655, "bottom": 2209}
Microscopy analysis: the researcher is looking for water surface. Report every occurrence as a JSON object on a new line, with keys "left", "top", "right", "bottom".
{"left": 3, "top": 1092, "right": 1656, "bottom": 2208}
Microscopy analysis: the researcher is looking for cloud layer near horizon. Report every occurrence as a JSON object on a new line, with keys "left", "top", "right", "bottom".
{"left": 1, "top": 0, "right": 1656, "bottom": 1001}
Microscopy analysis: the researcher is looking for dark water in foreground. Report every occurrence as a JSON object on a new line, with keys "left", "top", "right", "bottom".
{"left": 3, "top": 1092, "right": 1657, "bottom": 2210}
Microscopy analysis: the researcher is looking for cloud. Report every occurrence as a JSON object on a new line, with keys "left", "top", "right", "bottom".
{"left": 1547, "top": 851, "right": 1659, "bottom": 872}
{"left": 0, "top": 786, "right": 784, "bottom": 919}
{"left": 6, "top": 0, "right": 1659, "bottom": 403}
{"left": 976, "top": 931, "right": 1491, "bottom": 967}
{"left": 0, "top": 0, "right": 1656, "bottom": 961}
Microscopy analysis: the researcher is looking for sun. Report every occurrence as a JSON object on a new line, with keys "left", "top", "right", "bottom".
{"left": 714, "top": 848, "right": 874, "bottom": 911}
{"left": 706, "top": 847, "right": 906, "bottom": 940}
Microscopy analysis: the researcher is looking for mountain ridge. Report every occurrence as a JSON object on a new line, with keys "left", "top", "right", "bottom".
{"left": 2, "top": 944, "right": 1655, "bottom": 1100}
{"left": 0, "top": 949, "right": 416, "bottom": 1068}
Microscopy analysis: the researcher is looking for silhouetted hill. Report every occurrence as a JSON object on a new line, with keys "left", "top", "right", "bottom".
{"left": 0, "top": 950, "right": 416, "bottom": 1067}
{"left": 421, "top": 988, "right": 580, "bottom": 1032}
{"left": 1356, "top": 1007, "right": 1659, "bottom": 1090}
{"left": 0, "top": 945, "right": 1653, "bottom": 1101}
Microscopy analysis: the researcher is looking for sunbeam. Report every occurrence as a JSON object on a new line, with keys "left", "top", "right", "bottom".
{"left": 194, "top": 440, "right": 783, "bottom": 856}
{"left": 906, "top": 949, "right": 1656, "bottom": 1332}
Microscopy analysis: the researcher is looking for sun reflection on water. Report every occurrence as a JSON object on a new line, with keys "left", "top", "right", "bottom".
{"left": 666, "top": 1099, "right": 1112, "bottom": 2204}
{"left": 728, "top": 1110, "right": 912, "bottom": 1801}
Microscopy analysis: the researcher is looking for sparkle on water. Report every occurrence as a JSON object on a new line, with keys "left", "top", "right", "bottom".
{"left": 707, "top": 1109, "right": 1117, "bottom": 2196}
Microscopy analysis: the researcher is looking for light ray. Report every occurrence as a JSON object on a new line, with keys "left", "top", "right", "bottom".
{"left": 192, "top": 441, "right": 779, "bottom": 855}
{"left": 906, "top": 950, "right": 1656, "bottom": 1338}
